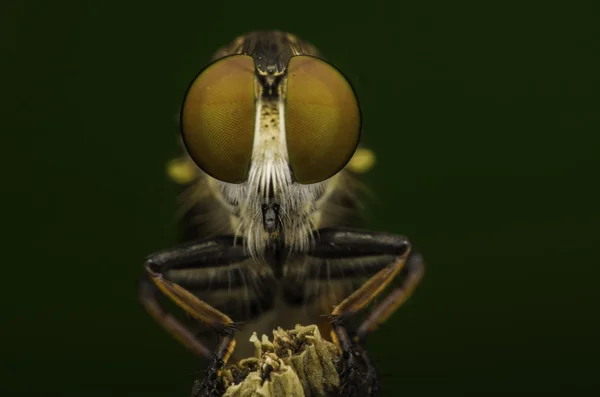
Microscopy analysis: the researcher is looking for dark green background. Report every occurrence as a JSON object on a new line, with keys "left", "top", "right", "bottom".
{"left": 3, "top": 1, "right": 599, "bottom": 396}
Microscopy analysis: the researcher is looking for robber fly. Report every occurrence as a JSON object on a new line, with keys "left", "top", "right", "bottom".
{"left": 138, "top": 31, "right": 425, "bottom": 397}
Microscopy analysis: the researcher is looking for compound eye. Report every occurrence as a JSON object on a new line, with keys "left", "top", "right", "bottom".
{"left": 285, "top": 56, "right": 361, "bottom": 184}
{"left": 181, "top": 55, "right": 256, "bottom": 183}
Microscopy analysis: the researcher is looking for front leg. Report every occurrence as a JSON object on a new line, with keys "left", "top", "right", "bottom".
{"left": 332, "top": 324, "right": 380, "bottom": 397}
{"left": 193, "top": 334, "right": 236, "bottom": 397}
{"left": 305, "top": 228, "right": 425, "bottom": 396}
{"left": 138, "top": 236, "right": 250, "bottom": 395}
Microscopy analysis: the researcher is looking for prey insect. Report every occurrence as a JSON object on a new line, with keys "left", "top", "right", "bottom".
{"left": 138, "top": 31, "right": 425, "bottom": 397}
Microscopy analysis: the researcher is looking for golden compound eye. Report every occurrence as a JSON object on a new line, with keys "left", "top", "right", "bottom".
{"left": 285, "top": 56, "right": 361, "bottom": 184}
{"left": 181, "top": 55, "right": 256, "bottom": 183}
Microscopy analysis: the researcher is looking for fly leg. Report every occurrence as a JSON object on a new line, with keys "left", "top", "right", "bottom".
{"left": 138, "top": 236, "right": 249, "bottom": 396}
{"left": 138, "top": 276, "right": 213, "bottom": 358}
{"left": 331, "top": 326, "right": 379, "bottom": 397}
{"left": 354, "top": 252, "right": 425, "bottom": 341}
{"left": 332, "top": 252, "right": 424, "bottom": 397}
{"left": 308, "top": 228, "right": 425, "bottom": 397}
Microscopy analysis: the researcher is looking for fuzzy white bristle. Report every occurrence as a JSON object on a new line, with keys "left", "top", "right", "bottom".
{"left": 216, "top": 98, "right": 327, "bottom": 259}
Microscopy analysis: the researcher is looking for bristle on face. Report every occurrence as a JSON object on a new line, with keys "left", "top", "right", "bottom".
{"left": 216, "top": 98, "right": 328, "bottom": 259}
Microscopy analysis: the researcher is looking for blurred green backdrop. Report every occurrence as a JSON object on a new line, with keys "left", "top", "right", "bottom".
{"left": 3, "top": 1, "right": 599, "bottom": 396}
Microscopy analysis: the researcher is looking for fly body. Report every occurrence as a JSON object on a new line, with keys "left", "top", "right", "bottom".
{"left": 139, "top": 31, "right": 424, "bottom": 397}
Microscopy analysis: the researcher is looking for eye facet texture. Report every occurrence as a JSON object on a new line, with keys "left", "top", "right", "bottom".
{"left": 181, "top": 55, "right": 256, "bottom": 183}
{"left": 285, "top": 56, "right": 361, "bottom": 184}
